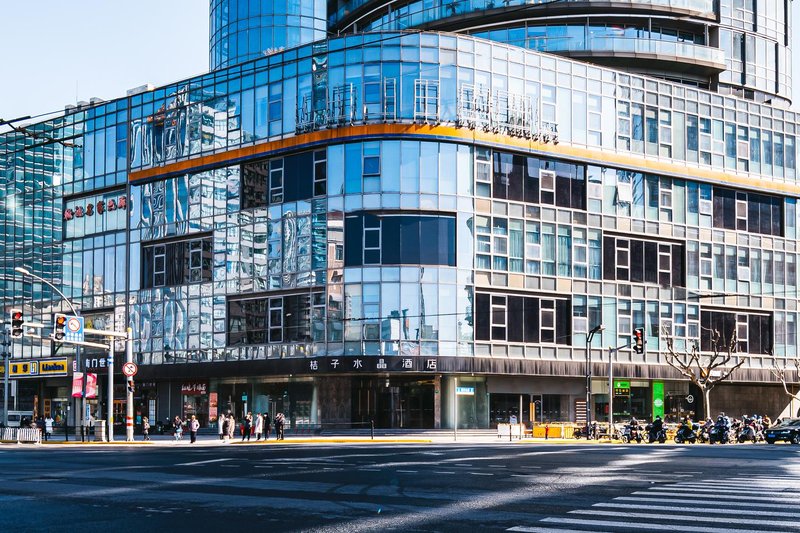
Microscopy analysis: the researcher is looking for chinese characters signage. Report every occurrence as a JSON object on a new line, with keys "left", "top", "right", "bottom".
{"left": 64, "top": 195, "right": 127, "bottom": 221}
{"left": 304, "top": 357, "right": 440, "bottom": 373}
{"left": 181, "top": 382, "right": 208, "bottom": 395}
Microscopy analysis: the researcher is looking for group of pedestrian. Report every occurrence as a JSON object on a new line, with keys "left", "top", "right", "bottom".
{"left": 144, "top": 410, "right": 287, "bottom": 443}
{"left": 169, "top": 415, "right": 200, "bottom": 443}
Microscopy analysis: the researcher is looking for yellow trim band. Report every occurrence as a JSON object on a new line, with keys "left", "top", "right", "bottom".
{"left": 128, "top": 123, "right": 800, "bottom": 197}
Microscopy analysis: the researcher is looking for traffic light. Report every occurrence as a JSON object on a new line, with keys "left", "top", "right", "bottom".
{"left": 10, "top": 309, "right": 24, "bottom": 339}
{"left": 53, "top": 313, "right": 68, "bottom": 341}
{"left": 633, "top": 327, "right": 644, "bottom": 354}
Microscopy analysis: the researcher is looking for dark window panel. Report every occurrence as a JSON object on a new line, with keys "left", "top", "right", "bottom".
{"left": 380, "top": 216, "right": 401, "bottom": 265}
{"left": 524, "top": 296, "right": 539, "bottom": 343}
{"left": 630, "top": 240, "right": 644, "bottom": 283}
{"left": 644, "top": 241, "right": 659, "bottom": 284}
{"left": 603, "top": 237, "right": 616, "bottom": 280}
{"left": 507, "top": 296, "right": 524, "bottom": 342}
{"left": 399, "top": 217, "right": 421, "bottom": 264}
{"left": 556, "top": 299, "right": 571, "bottom": 346}
{"left": 475, "top": 293, "right": 490, "bottom": 341}
{"left": 672, "top": 244, "right": 685, "bottom": 288}
{"left": 241, "top": 160, "right": 268, "bottom": 209}
{"left": 344, "top": 216, "right": 363, "bottom": 267}
{"left": 524, "top": 156, "right": 540, "bottom": 203}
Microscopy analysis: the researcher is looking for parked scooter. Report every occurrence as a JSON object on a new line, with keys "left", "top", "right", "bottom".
{"left": 645, "top": 416, "right": 666, "bottom": 443}
{"left": 709, "top": 415, "right": 730, "bottom": 444}
{"left": 621, "top": 421, "right": 643, "bottom": 443}
{"left": 674, "top": 421, "right": 699, "bottom": 444}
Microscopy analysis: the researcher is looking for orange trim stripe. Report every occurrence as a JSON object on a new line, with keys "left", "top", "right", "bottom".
{"left": 128, "top": 123, "right": 800, "bottom": 197}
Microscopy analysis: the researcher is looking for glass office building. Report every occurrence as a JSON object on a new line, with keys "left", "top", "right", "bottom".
{"left": 0, "top": 0, "right": 796, "bottom": 429}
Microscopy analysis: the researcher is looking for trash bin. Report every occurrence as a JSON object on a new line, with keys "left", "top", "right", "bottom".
{"left": 94, "top": 420, "right": 106, "bottom": 442}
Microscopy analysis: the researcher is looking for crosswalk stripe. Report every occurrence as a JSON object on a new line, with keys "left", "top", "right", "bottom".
{"left": 616, "top": 496, "right": 800, "bottom": 509}
{"left": 540, "top": 517, "right": 774, "bottom": 533}
{"left": 659, "top": 485, "right": 800, "bottom": 496}
{"left": 632, "top": 489, "right": 797, "bottom": 502}
{"left": 570, "top": 509, "right": 799, "bottom": 528}
{"left": 507, "top": 527, "right": 596, "bottom": 533}
{"left": 594, "top": 502, "right": 800, "bottom": 518}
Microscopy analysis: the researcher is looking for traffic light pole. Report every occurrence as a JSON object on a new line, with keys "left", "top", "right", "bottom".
{"left": 126, "top": 327, "right": 134, "bottom": 442}
{"left": 2, "top": 330, "right": 9, "bottom": 427}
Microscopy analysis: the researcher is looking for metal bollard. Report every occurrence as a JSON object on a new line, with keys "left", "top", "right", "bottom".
{"left": 370, "top": 420, "right": 374, "bottom": 440}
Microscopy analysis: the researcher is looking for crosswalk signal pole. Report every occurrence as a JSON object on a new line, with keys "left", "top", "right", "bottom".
{"left": 107, "top": 340, "right": 114, "bottom": 442}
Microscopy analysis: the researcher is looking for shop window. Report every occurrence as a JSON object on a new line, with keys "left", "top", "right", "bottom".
{"left": 142, "top": 235, "right": 212, "bottom": 289}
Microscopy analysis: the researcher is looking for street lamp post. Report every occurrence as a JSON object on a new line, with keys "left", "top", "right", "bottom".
{"left": 586, "top": 324, "right": 604, "bottom": 437}
{"left": 14, "top": 267, "right": 84, "bottom": 437}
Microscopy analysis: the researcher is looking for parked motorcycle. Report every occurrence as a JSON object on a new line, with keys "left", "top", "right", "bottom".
{"left": 709, "top": 419, "right": 730, "bottom": 444}
{"left": 674, "top": 423, "right": 699, "bottom": 444}
{"left": 645, "top": 423, "right": 666, "bottom": 443}
{"left": 621, "top": 423, "right": 643, "bottom": 444}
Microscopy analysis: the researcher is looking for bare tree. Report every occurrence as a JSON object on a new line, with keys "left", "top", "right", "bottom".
{"left": 661, "top": 326, "right": 744, "bottom": 419}
{"left": 770, "top": 356, "right": 800, "bottom": 411}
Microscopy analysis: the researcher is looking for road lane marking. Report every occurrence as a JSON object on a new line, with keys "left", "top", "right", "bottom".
{"left": 617, "top": 496, "right": 800, "bottom": 509}
{"left": 633, "top": 489, "right": 798, "bottom": 502}
{"left": 396, "top": 470, "right": 418, "bottom": 473}
{"left": 541, "top": 517, "right": 780, "bottom": 533}
{"left": 175, "top": 458, "right": 233, "bottom": 467}
{"left": 595, "top": 502, "right": 800, "bottom": 518}
{"left": 570, "top": 509, "right": 799, "bottom": 528}
{"left": 433, "top": 471, "right": 455, "bottom": 475}
{"left": 469, "top": 472, "right": 493, "bottom": 476}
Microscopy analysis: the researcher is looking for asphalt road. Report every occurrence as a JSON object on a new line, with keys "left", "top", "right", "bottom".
{"left": 1, "top": 441, "right": 799, "bottom": 532}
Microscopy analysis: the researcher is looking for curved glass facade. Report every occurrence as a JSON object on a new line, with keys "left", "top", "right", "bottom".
{"left": 209, "top": 0, "right": 327, "bottom": 70}
{"left": 2, "top": 2, "right": 798, "bottom": 430}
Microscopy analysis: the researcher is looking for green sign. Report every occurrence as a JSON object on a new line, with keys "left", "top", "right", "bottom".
{"left": 614, "top": 380, "right": 630, "bottom": 390}
{"left": 652, "top": 381, "right": 665, "bottom": 418}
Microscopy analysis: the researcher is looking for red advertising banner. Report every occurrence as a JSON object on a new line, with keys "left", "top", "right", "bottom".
{"left": 85, "top": 373, "right": 98, "bottom": 398}
{"left": 72, "top": 372, "right": 84, "bottom": 398}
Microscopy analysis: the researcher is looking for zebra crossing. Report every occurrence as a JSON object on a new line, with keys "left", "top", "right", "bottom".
{"left": 508, "top": 474, "right": 800, "bottom": 533}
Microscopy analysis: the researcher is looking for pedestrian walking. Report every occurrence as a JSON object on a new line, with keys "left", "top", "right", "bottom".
{"left": 241, "top": 412, "right": 252, "bottom": 441}
{"left": 174, "top": 415, "right": 184, "bottom": 441}
{"left": 255, "top": 413, "right": 263, "bottom": 440}
{"left": 190, "top": 415, "right": 199, "bottom": 444}
{"left": 142, "top": 417, "right": 151, "bottom": 441}
{"left": 275, "top": 412, "right": 285, "bottom": 440}
{"left": 264, "top": 412, "right": 271, "bottom": 440}
{"left": 226, "top": 411, "right": 235, "bottom": 440}
{"left": 218, "top": 414, "right": 225, "bottom": 441}
{"left": 44, "top": 416, "right": 54, "bottom": 442}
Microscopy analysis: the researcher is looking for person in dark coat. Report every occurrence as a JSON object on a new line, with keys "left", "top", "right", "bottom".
{"left": 275, "top": 412, "right": 285, "bottom": 440}
{"left": 241, "top": 412, "right": 252, "bottom": 441}
{"left": 263, "top": 412, "right": 271, "bottom": 440}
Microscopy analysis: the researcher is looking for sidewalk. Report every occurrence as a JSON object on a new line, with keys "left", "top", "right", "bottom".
{"left": 26, "top": 429, "right": 610, "bottom": 447}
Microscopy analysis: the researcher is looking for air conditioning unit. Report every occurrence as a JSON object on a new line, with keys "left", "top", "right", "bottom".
{"left": 527, "top": 244, "right": 541, "bottom": 260}
{"left": 616, "top": 182, "right": 633, "bottom": 203}
{"left": 737, "top": 140, "right": 750, "bottom": 160}
{"left": 737, "top": 266, "right": 751, "bottom": 281}
{"left": 540, "top": 169, "right": 556, "bottom": 192}
{"left": 699, "top": 199, "right": 712, "bottom": 215}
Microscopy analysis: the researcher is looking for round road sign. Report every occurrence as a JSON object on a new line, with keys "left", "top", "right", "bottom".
{"left": 686, "top": 394, "right": 695, "bottom": 404}
{"left": 122, "top": 362, "right": 138, "bottom": 377}
{"left": 67, "top": 317, "right": 82, "bottom": 332}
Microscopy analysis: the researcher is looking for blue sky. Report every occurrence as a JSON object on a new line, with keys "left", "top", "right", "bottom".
{"left": 0, "top": 2, "right": 798, "bottom": 126}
